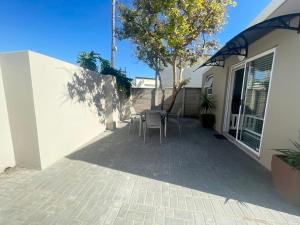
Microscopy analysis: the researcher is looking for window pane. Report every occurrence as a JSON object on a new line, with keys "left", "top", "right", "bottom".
{"left": 238, "top": 53, "right": 274, "bottom": 152}
{"left": 207, "top": 87, "right": 212, "bottom": 95}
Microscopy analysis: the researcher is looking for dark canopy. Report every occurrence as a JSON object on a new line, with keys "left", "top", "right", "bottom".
{"left": 198, "top": 13, "right": 300, "bottom": 69}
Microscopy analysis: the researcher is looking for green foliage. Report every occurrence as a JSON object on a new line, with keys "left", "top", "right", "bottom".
{"left": 77, "top": 51, "right": 132, "bottom": 98}
{"left": 275, "top": 141, "right": 300, "bottom": 170}
{"left": 200, "top": 93, "right": 215, "bottom": 114}
{"left": 118, "top": 0, "right": 236, "bottom": 111}
{"left": 118, "top": 0, "right": 236, "bottom": 67}
{"left": 98, "top": 57, "right": 132, "bottom": 97}
{"left": 136, "top": 46, "right": 163, "bottom": 73}
{"left": 77, "top": 51, "right": 99, "bottom": 71}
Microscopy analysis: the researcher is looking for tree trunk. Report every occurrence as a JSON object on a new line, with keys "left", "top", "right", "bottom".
{"left": 179, "top": 67, "right": 184, "bottom": 83}
{"left": 166, "top": 59, "right": 180, "bottom": 113}
{"left": 172, "top": 59, "right": 177, "bottom": 96}
{"left": 166, "top": 86, "right": 184, "bottom": 113}
{"left": 156, "top": 71, "right": 165, "bottom": 110}
{"left": 154, "top": 68, "right": 158, "bottom": 106}
{"left": 160, "top": 89, "right": 165, "bottom": 110}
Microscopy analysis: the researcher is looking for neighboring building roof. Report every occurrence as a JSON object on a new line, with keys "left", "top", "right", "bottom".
{"left": 132, "top": 76, "right": 157, "bottom": 88}
{"left": 135, "top": 76, "right": 155, "bottom": 80}
{"left": 160, "top": 63, "right": 208, "bottom": 88}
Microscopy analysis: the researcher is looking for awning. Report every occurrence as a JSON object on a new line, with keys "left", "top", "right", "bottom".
{"left": 197, "top": 13, "right": 300, "bottom": 69}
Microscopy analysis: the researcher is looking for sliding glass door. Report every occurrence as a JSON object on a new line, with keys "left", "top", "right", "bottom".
{"left": 237, "top": 52, "right": 274, "bottom": 153}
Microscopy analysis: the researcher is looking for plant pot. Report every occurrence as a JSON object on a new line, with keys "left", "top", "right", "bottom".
{"left": 271, "top": 155, "right": 300, "bottom": 206}
{"left": 200, "top": 114, "right": 215, "bottom": 128}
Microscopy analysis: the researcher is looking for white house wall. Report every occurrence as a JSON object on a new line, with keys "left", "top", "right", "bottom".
{"left": 202, "top": 26, "right": 300, "bottom": 170}
{"left": 249, "top": 0, "right": 300, "bottom": 27}
{"left": 257, "top": 28, "right": 300, "bottom": 170}
{"left": 248, "top": 0, "right": 287, "bottom": 27}
{"left": 267, "top": 0, "right": 300, "bottom": 19}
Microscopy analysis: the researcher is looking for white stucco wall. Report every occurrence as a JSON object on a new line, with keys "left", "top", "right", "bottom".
{"left": 257, "top": 28, "right": 300, "bottom": 170}
{"left": 0, "top": 51, "right": 118, "bottom": 170}
{"left": 0, "top": 51, "right": 42, "bottom": 169}
{"left": 0, "top": 64, "right": 15, "bottom": 172}
{"left": 28, "top": 51, "right": 110, "bottom": 169}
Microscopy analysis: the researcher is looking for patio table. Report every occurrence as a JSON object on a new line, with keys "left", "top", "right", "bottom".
{"left": 139, "top": 110, "right": 167, "bottom": 138}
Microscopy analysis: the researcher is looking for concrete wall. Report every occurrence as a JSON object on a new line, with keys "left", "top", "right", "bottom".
{"left": 0, "top": 51, "right": 119, "bottom": 170}
{"left": 131, "top": 88, "right": 155, "bottom": 113}
{"left": 131, "top": 87, "right": 201, "bottom": 117}
{"left": 0, "top": 64, "right": 15, "bottom": 172}
{"left": 202, "top": 27, "right": 300, "bottom": 170}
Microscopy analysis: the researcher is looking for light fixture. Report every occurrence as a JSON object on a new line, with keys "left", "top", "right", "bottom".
{"left": 238, "top": 48, "right": 247, "bottom": 62}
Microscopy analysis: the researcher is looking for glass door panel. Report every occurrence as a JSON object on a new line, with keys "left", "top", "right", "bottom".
{"left": 237, "top": 53, "right": 274, "bottom": 152}
{"left": 228, "top": 68, "right": 244, "bottom": 138}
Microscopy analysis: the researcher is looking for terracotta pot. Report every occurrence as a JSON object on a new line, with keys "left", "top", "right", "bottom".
{"left": 271, "top": 155, "right": 300, "bottom": 206}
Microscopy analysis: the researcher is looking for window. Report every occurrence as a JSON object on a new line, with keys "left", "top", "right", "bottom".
{"left": 237, "top": 52, "right": 274, "bottom": 152}
{"left": 204, "top": 75, "right": 213, "bottom": 96}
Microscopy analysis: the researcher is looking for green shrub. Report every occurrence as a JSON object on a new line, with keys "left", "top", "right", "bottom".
{"left": 200, "top": 93, "right": 215, "bottom": 114}
{"left": 275, "top": 141, "right": 300, "bottom": 170}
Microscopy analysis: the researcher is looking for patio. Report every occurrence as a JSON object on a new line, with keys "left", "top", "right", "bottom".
{"left": 0, "top": 118, "right": 299, "bottom": 225}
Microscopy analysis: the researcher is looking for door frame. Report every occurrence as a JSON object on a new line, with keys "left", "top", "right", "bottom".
{"left": 223, "top": 63, "right": 245, "bottom": 134}
{"left": 223, "top": 47, "right": 277, "bottom": 156}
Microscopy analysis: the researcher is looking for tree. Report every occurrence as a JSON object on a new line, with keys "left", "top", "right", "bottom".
{"left": 118, "top": 0, "right": 236, "bottom": 112}
{"left": 77, "top": 51, "right": 99, "bottom": 71}
{"left": 135, "top": 46, "right": 165, "bottom": 109}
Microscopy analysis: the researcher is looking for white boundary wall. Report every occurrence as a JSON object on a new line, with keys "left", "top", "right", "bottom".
{"left": 0, "top": 64, "right": 15, "bottom": 172}
{"left": 0, "top": 51, "right": 119, "bottom": 171}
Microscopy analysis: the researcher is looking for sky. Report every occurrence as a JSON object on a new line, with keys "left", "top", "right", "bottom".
{"left": 0, "top": 0, "right": 271, "bottom": 78}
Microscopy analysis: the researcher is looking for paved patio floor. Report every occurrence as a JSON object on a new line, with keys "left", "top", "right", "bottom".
{"left": 0, "top": 119, "right": 300, "bottom": 225}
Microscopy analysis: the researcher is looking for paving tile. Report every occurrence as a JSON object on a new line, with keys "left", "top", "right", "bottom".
{"left": 165, "top": 217, "right": 185, "bottom": 225}
{"left": 0, "top": 119, "right": 299, "bottom": 225}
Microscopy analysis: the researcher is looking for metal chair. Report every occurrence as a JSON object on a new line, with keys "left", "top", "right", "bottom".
{"left": 128, "top": 106, "right": 141, "bottom": 134}
{"left": 168, "top": 108, "right": 182, "bottom": 136}
{"left": 144, "top": 110, "right": 163, "bottom": 144}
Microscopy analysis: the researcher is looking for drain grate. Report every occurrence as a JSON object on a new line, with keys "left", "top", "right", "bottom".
{"left": 213, "top": 134, "right": 227, "bottom": 140}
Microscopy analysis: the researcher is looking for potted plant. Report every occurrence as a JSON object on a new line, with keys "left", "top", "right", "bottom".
{"left": 200, "top": 93, "right": 215, "bottom": 128}
{"left": 272, "top": 141, "right": 300, "bottom": 206}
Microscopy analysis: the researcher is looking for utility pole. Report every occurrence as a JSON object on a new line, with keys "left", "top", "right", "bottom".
{"left": 111, "top": 0, "right": 116, "bottom": 68}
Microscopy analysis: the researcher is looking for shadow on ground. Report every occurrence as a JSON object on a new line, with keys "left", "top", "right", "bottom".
{"left": 67, "top": 118, "right": 300, "bottom": 217}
